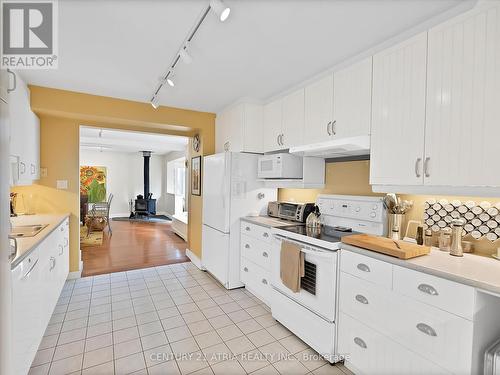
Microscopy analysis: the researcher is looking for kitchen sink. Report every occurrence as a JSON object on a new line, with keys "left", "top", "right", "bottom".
{"left": 10, "top": 224, "right": 48, "bottom": 238}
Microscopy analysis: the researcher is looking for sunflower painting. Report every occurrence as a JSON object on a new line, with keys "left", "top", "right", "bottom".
{"left": 80, "top": 166, "right": 107, "bottom": 203}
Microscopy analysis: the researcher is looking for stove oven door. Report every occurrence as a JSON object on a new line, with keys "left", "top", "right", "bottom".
{"left": 271, "top": 236, "right": 337, "bottom": 322}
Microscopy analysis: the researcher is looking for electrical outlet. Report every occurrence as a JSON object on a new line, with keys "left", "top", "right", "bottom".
{"left": 56, "top": 180, "right": 68, "bottom": 189}
{"left": 40, "top": 168, "right": 47, "bottom": 177}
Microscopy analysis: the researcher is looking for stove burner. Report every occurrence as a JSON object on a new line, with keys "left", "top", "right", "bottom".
{"left": 276, "top": 224, "right": 358, "bottom": 243}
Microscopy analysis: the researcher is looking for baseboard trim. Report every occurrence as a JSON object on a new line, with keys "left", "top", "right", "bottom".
{"left": 186, "top": 249, "right": 204, "bottom": 270}
{"left": 67, "top": 260, "right": 83, "bottom": 280}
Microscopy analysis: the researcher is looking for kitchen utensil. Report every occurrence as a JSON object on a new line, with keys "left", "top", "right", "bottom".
{"left": 342, "top": 234, "right": 430, "bottom": 259}
{"left": 387, "top": 213, "right": 404, "bottom": 240}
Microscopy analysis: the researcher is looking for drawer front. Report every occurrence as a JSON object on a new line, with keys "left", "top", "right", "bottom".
{"left": 393, "top": 266, "right": 475, "bottom": 320}
{"left": 339, "top": 271, "right": 393, "bottom": 333}
{"left": 240, "top": 221, "right": 272, "bottom": 243}
{"left": 240, "top": 257, "right": 273, "bottom": 305}
{"left": 241, "top": 234, "right": 271, "bottom": 271}
{"left": 390, "top": 294, "right": 473, "bottom": 374}
{"left": 339, "top": 312, "right": 450, "bottom": 375}
{"left": 341, "top": 250, "right": 393, "bottom": 289}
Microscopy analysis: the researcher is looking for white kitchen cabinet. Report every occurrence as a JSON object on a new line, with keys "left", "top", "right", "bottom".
{"left": 263, "top": 98, "right": 283, "bottom": 152}
{"left": 370, "top": 32, "right": 428, "bottom": 186}
{"left": 304, "top": 73, "right": 334, "bottom": 145}
{"left": 8, "top": 74, "right": 40, "bottom": 185}
{"left": 215, "top": 102, "right": 263, "bottom": 153}
{"left": 281, "top": 88, "right": 305, "bottom": 148}
{"left": 333, "top": 58, "right": 373, "bottom": 138}
{"left": 424, "top": 2, "right": 500, "bottom": 188}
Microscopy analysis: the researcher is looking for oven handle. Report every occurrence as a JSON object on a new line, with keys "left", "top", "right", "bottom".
{"left": 274, "top": 235, "right": 336, "bottom": 258}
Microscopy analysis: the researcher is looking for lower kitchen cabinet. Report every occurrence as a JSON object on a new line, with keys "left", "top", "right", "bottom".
{"left": 11, "top": 218, "right": 70, "bottom": 375}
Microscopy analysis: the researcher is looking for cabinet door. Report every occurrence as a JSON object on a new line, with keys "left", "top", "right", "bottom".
{"left": 9, "top": 77, "right": 30, "bottom": 180}
{"left": 304, "top": 73, "right": 334, "bottom": 145}
{"left": 215, "top": 109, "right": 229, "bottom": 153}
{"left": 27, "top": 111, "right": 40, "bottom": 180}
{"left": 282, "top": 88, "right": 304, "bottom": 148}
{"left": 333, "top": 57, "right": 372, "bottom": 138}
{"left": 425, "top": 2, "right": 500, "bottom": 187}
{"left": 242, "top": 103, "right": 263, "bottom": 153}
{"left": 370, "top": 33, "right": 428, "bottom": 186}
{"left": 226, "top": 104, "right": 243, "bottom": 152}
{"left": 263, "top": 99, "right": 283, "bottom": 152}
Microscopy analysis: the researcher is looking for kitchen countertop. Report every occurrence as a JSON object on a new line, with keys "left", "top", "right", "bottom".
{"left": 341, "top": 243, "right": 500, "bottom": 295}
{"left": 241, "top": 216, "right": 301, "bottom": 228}
{"left": 10, "top": 214, "right": 70, "bottom": 269}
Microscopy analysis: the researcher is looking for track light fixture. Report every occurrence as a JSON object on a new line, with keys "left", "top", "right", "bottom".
{"left": 210, "top": 0, "right": 230, "bottom": 22}
{"left": 149, "top": 0, "right": 232, "bottom": 109}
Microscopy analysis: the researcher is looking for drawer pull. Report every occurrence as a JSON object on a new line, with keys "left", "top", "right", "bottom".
{"left": 417, "top": 283, "right": 439, "bottom": 296}
{"left": 243, "top": 267, "right": 248, "bottom": 272}
{"left": 355, "top": 294, "right": 369, "bottom": 305}
{"left": 58, "top": 245, "right": 64, "bottom": 256}
{"left": 354, "top": 337, "right": 367, "bottom": 349}
{"left": 245, "top": 226, "right": 251, "bottom": 231}
{"left": 263, "top": 232, "right": 269, "bottom": 238}
{"left": 245, "top": 244, "right": 250, "bottom": 249}
{"left": 356, "top": 263, "right": 370, "bottom": 272}
{"left": 261, "top": 279, "right": 268, "bottom": 285}
{"left": 262, "top": 252, "right": 268, "bottom": 258}
{"left": 416, "top": 323, "right": 437, "bottom": 337}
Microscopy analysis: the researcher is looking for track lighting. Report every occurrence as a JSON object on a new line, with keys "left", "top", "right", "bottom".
{"left": 179, "top": 44, "right": 193, "bottom": 64}
{"left": 150, "top": 96, "right": 159, "bottom": 109}
{"left": 166, "top": 76, "right": 175, "bottom": 87}
{"left": 210, "top": 0, "right": 230, "bottom": 22}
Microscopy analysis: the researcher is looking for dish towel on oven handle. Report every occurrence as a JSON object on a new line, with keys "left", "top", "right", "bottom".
{"left": 280, "top": 240, "right": 305, "bottom": 293}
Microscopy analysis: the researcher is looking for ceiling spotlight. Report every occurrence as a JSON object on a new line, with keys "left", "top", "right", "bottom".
{"left": 210, "top": 0, "right": 230, "bottom": 22}
{"left": 166, "top": 76, "right": 175, "bottom": 87}
{"left": 179, "top": 45, "right": 193, "bottom": 64}
{"left": 151, "top": 96, "right": 159, "bottom": 109}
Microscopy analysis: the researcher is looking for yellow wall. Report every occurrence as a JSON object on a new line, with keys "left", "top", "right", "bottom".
{"left": 279, "top": 160, "right": 500, "bottom": 256}
{"left": 13, "top": 86, "right": 215, "bottom": 272}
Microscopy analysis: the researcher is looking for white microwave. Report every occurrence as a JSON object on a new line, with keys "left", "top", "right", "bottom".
{"left": 257, "top": 153, "right": 303, "bottom": 179}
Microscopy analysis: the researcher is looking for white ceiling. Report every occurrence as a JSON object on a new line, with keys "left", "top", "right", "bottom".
{"left": 79, "top": 126, "right": 188, "bottom": 155}
{"left": 20, "top": 0, "right": 472, "bottom": 113}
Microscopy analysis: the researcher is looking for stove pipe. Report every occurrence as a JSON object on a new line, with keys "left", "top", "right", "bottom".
{"left": 142, "top": 151, "right": 151, "bottom": 198}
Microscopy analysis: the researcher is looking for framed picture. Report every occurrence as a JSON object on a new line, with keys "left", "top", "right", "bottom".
{"left": 191, "top": 156, "right": 202, "bottom": 196}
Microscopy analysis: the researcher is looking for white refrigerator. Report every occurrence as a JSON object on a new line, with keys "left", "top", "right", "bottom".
{"left": 202, "top": 152, "right": 276, "bottom": 289}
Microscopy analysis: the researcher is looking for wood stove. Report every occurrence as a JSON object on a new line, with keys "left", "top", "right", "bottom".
{"left": 132, "top": 151, "right": 157, "bottom": 216}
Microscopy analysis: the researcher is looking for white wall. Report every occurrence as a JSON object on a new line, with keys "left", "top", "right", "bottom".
{"left": 163, "top": 150, "right": 187, "bottom": 216}
{"left": 80, "top": 150, "right": 166, "bottom": 216}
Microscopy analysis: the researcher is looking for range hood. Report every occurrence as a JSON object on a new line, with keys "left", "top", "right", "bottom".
{"left": 289, "top": 135, "right": 370, "bottom": 158}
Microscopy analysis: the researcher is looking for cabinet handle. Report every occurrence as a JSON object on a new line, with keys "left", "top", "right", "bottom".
{"left": 64, "top": 238, "right": 69, "bottom": 247}
{"left": 417, "top": 283, "right": 439, "bottom": 296}
{"left": 58, "top": 245, "right": 64, "bottom": 256}
{"left": 31, "top": 164, "right": 35, "bottom": 175}
{"left": 245, "top": 244, "right": 250, "bottom": 249}
{"left": 257, "top": 192, "right": 265, "bottom": 199}
{"left": 276, "top": 134, "right": 281, "bottom": 146}
{"left": 280, "top": 134, "right": 285, "bottom": 146}
{"left": 60, "top": 226, "right": 64, "bottom": 232}
{"left": 243, "top": 267, "right": 248, "bottom": 272}
{"left": 20, "top": 162, "right": 26, "bottom": 174}
{"left": 261, "top": 279, "right": 268, "bottom": 285}
{"left": 354, "top": 337, "right": 367, "bottom": 349}
{"left": 424, "top": 157, "right": 431, "bottom": 177}
{"left": 245, "top": 226, "right": 250, "bottom": 231}
{"left": 7, "top": 69, "right": 16, "bottom": 93}
{"left": 355, "top": 294, "right": 369, "bottom": 305}
{"left": 415, "top": 158, "right": 422, "bottom": 178}
{"left": 331, "top": 120, "right": 337, "bottom": 135}
{"left": 326, "top": 121, "right": 332, "bottom": 136}
{"left": 262, "top": 251, "right": 268, "bottom": 258}
{"left": 356, "top": 263, "right": 370, "bottom": 272}
{"left": 263, "top": 232, "right": 269, "bottom": 238}
{"left": 21, "top": 259, "right": 38, "bottom": 279}
{"left": 50, "top": 256, "right": 56, "bottom": 271}
{"left": 416, "top": 323, "right": 437, "bottom": 337}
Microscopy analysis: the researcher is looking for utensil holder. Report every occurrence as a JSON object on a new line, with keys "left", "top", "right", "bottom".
{"left": 387, "top": 213, "right": 405, "bottom": 240}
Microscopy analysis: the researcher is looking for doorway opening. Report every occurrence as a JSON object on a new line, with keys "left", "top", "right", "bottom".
{"left": 79, "top": 126, "right": 189, "bottom": 276}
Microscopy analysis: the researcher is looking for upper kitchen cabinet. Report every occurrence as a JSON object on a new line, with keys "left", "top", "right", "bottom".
{"left": 263, "top": 98, "right": 283, "bottom": 152}
{"left": 215, "top": 102, "right": 263, "bottom": 153}
{"left": 370, "top": 32, "right": 428, "bottom": 186}
{"left": 263, "top": 88, "right": 305, "bottom": 152}
{"left": 333, "top": 57, "right": 372, "bottom": 138}
{"left": 9, "top": 74, "right": 40, "bottom": 185}
{"left": 424, "top": 2, "right": 500, "bottom": 188}
{"left": 304, "top": 73, "right": 334, "bottom": 144}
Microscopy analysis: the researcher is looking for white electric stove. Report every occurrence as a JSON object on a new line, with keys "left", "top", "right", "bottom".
{"left": 270, "top": 195, "right": 387, "bottom": 363}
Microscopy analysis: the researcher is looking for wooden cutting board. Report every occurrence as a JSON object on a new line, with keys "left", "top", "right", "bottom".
{"left": 342, "top": 234, "right": 430, "bottom": 259}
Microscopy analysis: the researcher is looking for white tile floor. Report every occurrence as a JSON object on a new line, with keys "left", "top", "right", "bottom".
{"left": 29, "top": 262, "right": 354, "bottom": 375}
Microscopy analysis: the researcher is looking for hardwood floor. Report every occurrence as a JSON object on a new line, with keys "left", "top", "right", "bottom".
{"left": 81, "top": 220, "right": 189, "bottom": 277}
